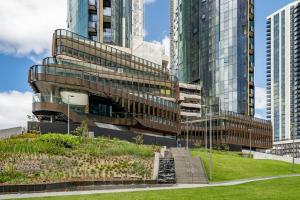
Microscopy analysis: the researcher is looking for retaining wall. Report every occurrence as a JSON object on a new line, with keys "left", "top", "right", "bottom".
{"left": 242, "top": 150, "right": 300, "bottom": 164}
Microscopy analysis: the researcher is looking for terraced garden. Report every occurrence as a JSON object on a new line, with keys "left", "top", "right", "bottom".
{"left": 0, "top": 133, "right": 160, "bottom": 184}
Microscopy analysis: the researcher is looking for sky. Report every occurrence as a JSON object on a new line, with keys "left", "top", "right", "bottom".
{"left": 0, "top": 0, "right": 296, "bottom": 129}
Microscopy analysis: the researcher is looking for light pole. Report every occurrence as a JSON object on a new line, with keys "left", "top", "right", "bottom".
{"left": 292, "top": 124, "right": 295, "bottom": 172}
{"left": 201, "top": 103, "right": 212, "bottom": 179}
{"left": 67, "top": 95, "right": 74, "bottom": 134}
{"left": 205, "top": 107, "right": 208, "bottom": 152}
{"left": 209, "top": 104, "right": 212, "bottom": 181}
{"left": 248, "top": 129, "right": 253, "bottom": 157}
{"left": 186, "top": 117, "right": 189, "bottom": 150}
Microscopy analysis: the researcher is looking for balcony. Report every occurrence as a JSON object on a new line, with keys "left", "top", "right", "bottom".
{"left": 249, "top": 47, "right": 254, "bottom": 55}
{"left": 88, "top": 21, "right": 97, "bottom": 36}
{"left": 249, "top": 61, "right": 254, "bottom": 68}
{"left": 89, "top": 0, "right": 97, "bottom": 14}
{"left": 104, "top": 29, "right": 112, "bottom": 43}
{"left": 103, "top": 7, "right": 111, "bottom": 17}
{"left": 249, "top": 29, "right": 254, "bottom": 37}
{"left": 249, "top": 7, "right": 254, "bottom": 20}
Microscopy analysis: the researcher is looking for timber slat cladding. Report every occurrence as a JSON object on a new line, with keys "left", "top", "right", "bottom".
{"left": 180, "top": 113, "right": 272, "bottom": 149}
{"left": 30, "top": 65, "right": 180, "bottom": 135}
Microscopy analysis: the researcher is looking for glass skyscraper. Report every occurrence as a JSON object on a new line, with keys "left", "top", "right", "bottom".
{"left": 267, "top": 1, "right": 300, "bottom": 143}
{"left": 67, "top": 0, "right": 144, "bottom": 47}
{"left": 170, "top": 0, "right": 255, "bottom": 116}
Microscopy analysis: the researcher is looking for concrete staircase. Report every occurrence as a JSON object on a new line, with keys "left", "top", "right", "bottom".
{"left": 171, "top": 148, "right": 208, "bottom": 184}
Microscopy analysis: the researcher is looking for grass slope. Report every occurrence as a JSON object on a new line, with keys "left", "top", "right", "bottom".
{"left": 0, "top": 133, "right": 160, "bottom": 184}
{"left": 190, "top": 149, "right": 300, "bottom": 182}
{"left": 27, "top": 176, "right": 300, "bottom": 200}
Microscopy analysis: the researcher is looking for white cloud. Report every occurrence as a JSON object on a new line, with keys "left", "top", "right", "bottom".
{"left": 151, "top": 35, "right": 170, "bottom": 68}
{"left": 0, "top": 0, "right": 67, "bottom": 62}
{"left": 0, "top": 91, "right": 32, "bottom": 129}
{"left": 144, "top": 0, "right": 156, "bottom": 4}
{"left": 255, "top": 86, "right": 267, "bottom": 110}
{"left": 255, "top": 86, "right": 267, "bottom": 119}
{"left": 152, "top": 35, "right": 170, "bottom": 56}
{"left": 161, "top": 36, "right": 170, "bottom": 57}
{"left": 143, "top": 28, "right": 148, "bottom": 38}
{"left": 255, "top": 113, "right": 266, "bottom": 120}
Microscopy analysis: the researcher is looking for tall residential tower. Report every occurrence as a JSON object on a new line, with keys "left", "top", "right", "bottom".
{"left": 170, "top": 0, "right": 255, "bottom": 116}
{"left": 67, "top": 0, "right": 144, "bottom": 48}
{"left": 266, "top": 0, "right": 300, "bottom": 145}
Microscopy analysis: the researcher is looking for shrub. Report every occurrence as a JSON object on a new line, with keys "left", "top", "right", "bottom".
{"left": 223, "top": 144, "right": 230, "bottom": 151}
{"left": 0, "top": 164, "right": 25, "bottom": 183}
{"left": 10, "top": 133, "right": 38, "bottom": 140}
{"left": 135, "top": 134, "right": 144, "bottom": 145}
{"left": 71, "top": 121, "right": 89, "bottom": 138}
{"left": 38, "top": 133, "right": 80, "bottom": 148}
{"left": 131, "top": 162, "right": 150, "bottom": 177}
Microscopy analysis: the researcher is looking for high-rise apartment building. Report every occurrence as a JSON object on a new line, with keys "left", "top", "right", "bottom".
{"left": 26, "top": 0, "right": 273, "bottom": 150}
{"left": 29, "top": 29, "right": 180, "bottom": 137}
{"left": 67, "top": 0, "right": 168, "bottom": 67}
{"left": 28, "top": 0, "right": 179, "bottom": 138}
{"left": 67, "top": 0, "right": 144, "bottom": 47}
{"left": 170, "top": 0, "right": 255, "bottom": 116}
{"left": 266, "top": 0, "right": 300, "bottom": 144}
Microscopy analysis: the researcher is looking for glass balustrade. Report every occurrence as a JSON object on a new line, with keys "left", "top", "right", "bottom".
{"left": 103, "top": 7, "right": 111, "bottom": 16}
{"left": 54, "top": 29, "right": 169, "bottom": 74}
{"left": 88, "top": 21, "right": 96, "bottom": 29}
{"left": 33, "top": 94, "right": 63, "bottom": 104}
{"left": 89, "top": 0, "right": 96, "bottom": 6}
{"left": 42, "top": 57, "right": 175, "bottom": 89}
{"left": 32, "top": 65, "right": 178, "bottom": 109}
{"left": 53, "top": 45, "right": 171, "bottom": 79}
{"left": 32, "top": 93, "right": 175, "bottom": 126}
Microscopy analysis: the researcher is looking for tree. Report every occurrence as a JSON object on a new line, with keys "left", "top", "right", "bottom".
{"left": 72, "top": 121, "right": 89, "bottom": 139}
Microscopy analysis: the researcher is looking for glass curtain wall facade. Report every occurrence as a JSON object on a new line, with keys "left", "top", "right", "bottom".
{"left": 171, "top": 0, "right": 255, "bottom": 116}
{"left": 67, "top": 0, "right": 143, "bottom": 47}
{"left": 266, "top": 1, "right": 300, "bottom": 143}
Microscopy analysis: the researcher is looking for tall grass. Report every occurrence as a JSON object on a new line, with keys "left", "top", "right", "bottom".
{"left": 0, "top": 133, "right": 159, "bottom": 158}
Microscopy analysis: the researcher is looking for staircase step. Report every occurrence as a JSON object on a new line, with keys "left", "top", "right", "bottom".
{"left": 171, "top": 148, "right": 208, "bottom": 184}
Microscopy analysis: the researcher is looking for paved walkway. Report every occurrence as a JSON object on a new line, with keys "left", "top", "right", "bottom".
{"left": 1, "top": 174, "right": 300, "bottom": 199}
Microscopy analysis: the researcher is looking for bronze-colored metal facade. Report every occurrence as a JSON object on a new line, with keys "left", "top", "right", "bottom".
{"left": 179, "top": 112, "right": 272, "bottom": 149}
{"left": 29, "top": 29, "right": 180, "bottom": 136}
{"left": 28, "top": 29, "right": 272, "bottom": 148}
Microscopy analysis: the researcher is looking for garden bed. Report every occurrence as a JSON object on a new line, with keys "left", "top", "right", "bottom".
{"left": 0, "top": 133, "right": 160, "bottom": 185}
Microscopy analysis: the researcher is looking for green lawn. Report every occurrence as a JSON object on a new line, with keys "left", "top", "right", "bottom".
{"left": 27, "top": 176, "right": 300, "bottom": 200}
{"left": 190, "top": 149, "right": 300, "bottom": 182}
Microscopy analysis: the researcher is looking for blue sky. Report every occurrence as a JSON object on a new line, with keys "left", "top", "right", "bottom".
{"left": 0, "top": 0, "right": 295, "bottom": 92}
{"left": 0, "top": 0, "right": 296, "bottom": 128}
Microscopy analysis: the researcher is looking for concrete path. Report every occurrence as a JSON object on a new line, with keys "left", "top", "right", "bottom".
{"left": 1, "top": 174, "right": 300, "bottom": 200}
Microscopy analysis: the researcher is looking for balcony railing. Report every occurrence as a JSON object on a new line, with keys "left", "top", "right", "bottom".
{"left": 54, "top": 29, "right": 167, "bottom": 74}
{"left": 89, "top": 0, "right": 96, "bottom": 6}
{"left": 33, "top": 94, "right": 177, "bottom": 127}
{"left": 30, "top": 65, "right": 178, "bottom": 109}
{"left": 42, "top": 57, "right": 175, "bottom": 81}
{"left": 89, "top": 21, "right": 97, "bottom": 29}
{"left": 103, "top": 7, "right": 111, "bottom": 16}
